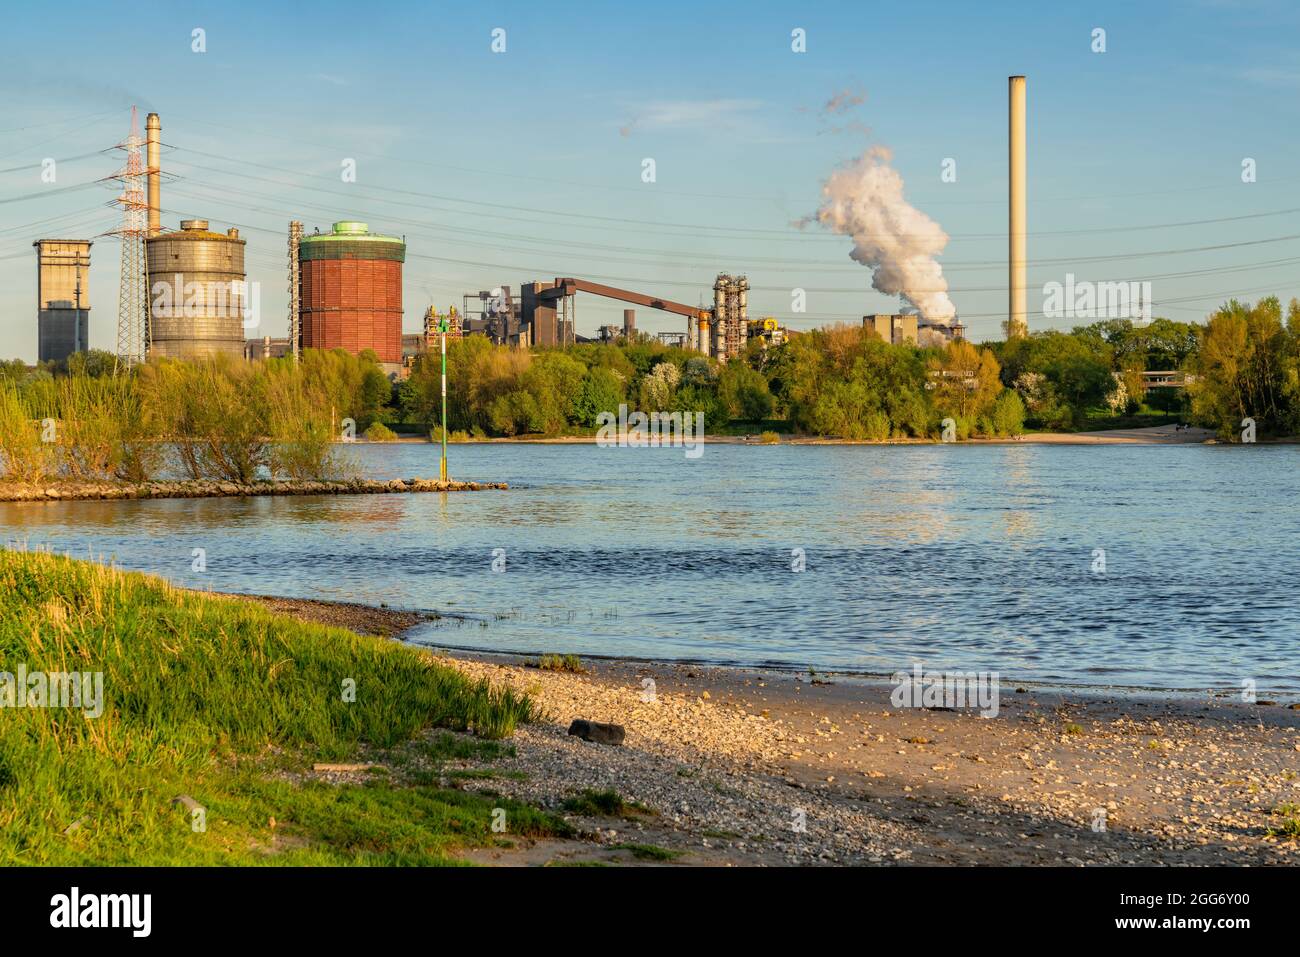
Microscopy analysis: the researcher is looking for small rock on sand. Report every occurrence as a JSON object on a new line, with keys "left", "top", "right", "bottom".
{"left": 568, "top": 719, "right": 626, "bottom": 746}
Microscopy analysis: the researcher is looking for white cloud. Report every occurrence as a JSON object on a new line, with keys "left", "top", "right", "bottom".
{"left": 620, "top": 98, "right": 763, "bottom": 137}
{"left": 1240, "top": 66, "right": 1300, "bottom": 87}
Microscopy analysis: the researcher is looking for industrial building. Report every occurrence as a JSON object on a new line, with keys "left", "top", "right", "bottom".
{"left": 299, "top": 222, "right": 406, "bottom": 372}
{"left": 704, "top": 274, "right": 749, "bottom": 361}
{"left": 449, "top": 274, "right": 766, "bottom": 358}
{"left": 863, "top": 313, "right": 965, "bottom": 347}
{"left": 147, "top": 219, "right": 248, "bottom": 359}
{"left": 749, "top": 317, "right": 788, "bottom": 348}
{"left": 33, "top": 239, "right": 91, "bottom": 363}
{"left": 460, "top": 287, "right": 523, "bottom": 344}
{"left": 423, "top": 305, "right": 463, "bottom": 344}
{"left": 597, "top": 309, "right": 638, "bottom": 344}
{"left": 245, "top": 336, "right": 291, "bottom": 361}
{"left": 520, "top": 281, "right": 577, "bottom": 346}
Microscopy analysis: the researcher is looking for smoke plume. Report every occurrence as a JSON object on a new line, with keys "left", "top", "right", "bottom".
{"left": 812, "top": 146, "right": 955, "bottom": 323}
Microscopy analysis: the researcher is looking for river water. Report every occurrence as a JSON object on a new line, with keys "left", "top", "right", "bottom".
{"left": 2, "top": 442, "right": 1296, "bottom": 694}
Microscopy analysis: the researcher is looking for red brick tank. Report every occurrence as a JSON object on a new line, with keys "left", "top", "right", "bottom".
{"left": 299, "top": 222, "right": 405, "bottom": 364}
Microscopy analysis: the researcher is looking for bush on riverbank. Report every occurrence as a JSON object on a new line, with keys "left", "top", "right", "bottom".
{"left": 0, "top": 549, "right": 545, "bottom": 864}
{"left": 429, "top": 425, "right": 473, "bottom": 444}
{"left": 0, "top": 352, "right": 363, "bottom": 485}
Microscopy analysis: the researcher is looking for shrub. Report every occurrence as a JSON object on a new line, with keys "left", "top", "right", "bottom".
{"left": 989, "top": 389, "right": 1026, "bottom": 436}
{"left": 0, "top": 384, "right": 55, "bottom": 483}
{"left": 363, "top": 422, "right": 398, "bottom": 442}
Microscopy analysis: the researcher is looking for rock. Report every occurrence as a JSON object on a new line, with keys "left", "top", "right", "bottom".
{"left": 567, "top": 718, "right": 626, "bottom": 746}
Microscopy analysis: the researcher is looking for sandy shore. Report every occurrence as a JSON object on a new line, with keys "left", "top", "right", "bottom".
{"left": 248, "top": 594, "right": 1300, "bottom": 867}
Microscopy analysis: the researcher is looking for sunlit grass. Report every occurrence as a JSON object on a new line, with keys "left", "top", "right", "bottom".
{"left": 0, "top": 548, "right": 547, "bottom": 864}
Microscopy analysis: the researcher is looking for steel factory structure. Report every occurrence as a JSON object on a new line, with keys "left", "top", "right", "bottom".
{"left": 26, "top": 85, "right": 1045, "bottom": 368}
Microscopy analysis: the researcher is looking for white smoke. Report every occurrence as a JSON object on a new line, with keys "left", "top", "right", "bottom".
{"left": 812, "top": 146, "right": 956, "bottom": 323}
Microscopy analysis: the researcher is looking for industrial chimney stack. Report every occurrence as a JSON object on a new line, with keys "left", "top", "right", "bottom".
{"left": 146, "top": 112, "right": 161, "bottom": 237}
{"left": 1008, "top": 76, "right": 1027, "bottom": 338}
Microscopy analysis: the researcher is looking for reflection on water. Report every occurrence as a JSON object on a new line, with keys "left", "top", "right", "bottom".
{"left": 2, "top": 442, "right": 1298, "bottom": 693}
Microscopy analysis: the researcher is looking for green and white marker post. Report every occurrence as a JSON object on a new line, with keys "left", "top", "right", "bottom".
{"left": 438, "top": 315, "right": 449, "bottom": 482}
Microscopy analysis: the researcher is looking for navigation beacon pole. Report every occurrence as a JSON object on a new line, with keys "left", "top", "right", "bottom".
{"left": 439, "top": 314, "right": 449, "bottom": 482}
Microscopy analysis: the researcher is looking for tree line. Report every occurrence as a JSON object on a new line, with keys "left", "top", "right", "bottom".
{"left": 394, "top": 312, "right": 1230, "bottom": 440}
{"left": 3, "top": 295, "right": 1297, "bottom": 479}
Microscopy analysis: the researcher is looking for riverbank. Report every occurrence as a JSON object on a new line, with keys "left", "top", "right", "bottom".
{"left": 363, "top": 423, "right": 1226, "bottom": 447}
{"left": 0, "top": 476, "right": 506, "bottom": 503}
{"left": 247, "top": 594, "right": 1300, "bottom": 866}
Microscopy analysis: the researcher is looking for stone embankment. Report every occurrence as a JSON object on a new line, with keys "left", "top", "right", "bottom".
{"left": 0, "top": 477, "right": 507, "bottom": 503}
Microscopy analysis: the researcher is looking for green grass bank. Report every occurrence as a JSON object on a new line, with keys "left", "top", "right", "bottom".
{"left": 0, "top": 549, "right": 561, "bottom": 865}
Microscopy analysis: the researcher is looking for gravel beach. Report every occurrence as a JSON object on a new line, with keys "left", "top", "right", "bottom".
{"left": 249, "top": 594, "right": 1300, "bottom": 867}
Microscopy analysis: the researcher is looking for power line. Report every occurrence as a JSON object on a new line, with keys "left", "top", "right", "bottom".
{"left": 162, "top": 177, "right": 1300, "bottom": 282}
{"left": 174, "top": 113, "right": 1300, "bottom": 209}
{"left": 0, "top": 150, "right": 110, "bottom": 176}
{"left": 0, "top": 108, "right": 123, "bottom": 136}
{"left": 0, "top": 180, "right": 102, "bottom": 205}
{"left": 169, "top": 146, "right": 1300, "bottom": 245}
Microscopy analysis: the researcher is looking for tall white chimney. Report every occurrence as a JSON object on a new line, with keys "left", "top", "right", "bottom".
{"left": 1008, "top": 76, "right": 1027, "bottom": 339}
{"left": 146, "top": 112, "right": 162, "bottom": 237}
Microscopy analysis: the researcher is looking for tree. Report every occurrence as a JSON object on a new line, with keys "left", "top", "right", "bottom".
{"left": 987, "top": 389, "right": 1026, "bottom": 436}
{"left": 521, "top": 351, "right": 586, "bottom": 432}
{"left": 574, "top": 366, "right": 625, "bottom": 427}
{"left": 1188, "top": 297, "right": 1294, "bottom": 439}
{"left": 928, "top": 340, "right": 1002, "bottom": 424}
{"left": 1006, "top": 331, "right": 1112, "bottom": 427}
{"left": 717, "top": 361, "right": 773, "bottom": 421}
{"left": 638, "top": 362, "right": 680, "bottom": 412}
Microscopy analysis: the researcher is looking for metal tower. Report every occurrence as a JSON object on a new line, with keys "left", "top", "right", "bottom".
{"left": 288, "top": 220, "right": 302, "bottom": 361}
{"left": 109, "top": 107, "right": 150, "bottom": 365}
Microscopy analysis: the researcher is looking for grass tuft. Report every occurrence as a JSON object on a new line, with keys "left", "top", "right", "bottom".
{"left": 611, "top": 842, "right": 681, "bottom": 861}
{"left": 1267, "top": 803, "right": 1300, "bottom": 840}
{"left": 530, "top": 654, "right": 586, "bottom": 674}
{"left": 561, "top": 789, "right": 654, "bottom": 818}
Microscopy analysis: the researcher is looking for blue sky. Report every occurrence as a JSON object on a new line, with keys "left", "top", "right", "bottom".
{"left": 2, "top": 0, "right": 1299, "bottom": 359}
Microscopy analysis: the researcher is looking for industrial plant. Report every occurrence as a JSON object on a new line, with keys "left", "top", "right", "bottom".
{"left": 19, "top": 83, "right": 1037, "bottom": 372}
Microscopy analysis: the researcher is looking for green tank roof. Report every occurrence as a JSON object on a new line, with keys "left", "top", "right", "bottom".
{"left": 299, "top": 221, "right": 405, "bottom": 261}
